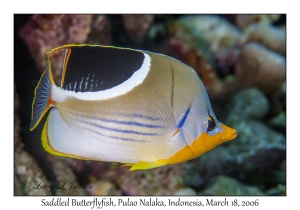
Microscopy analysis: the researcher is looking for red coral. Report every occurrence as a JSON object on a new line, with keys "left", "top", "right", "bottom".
{"left": 168, "top": 37, "right": 220, "bottom": 93}
{"left": 19, "top": 15, "right": 93, "bottom": 84}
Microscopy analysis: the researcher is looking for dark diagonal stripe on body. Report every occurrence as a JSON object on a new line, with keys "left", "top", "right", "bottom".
{"left": 84, "top": 121, "right": 158, "bottom": 136}
{"left": 70, "top": 111, "right": 164, "bottom": 130}
{"left": 119, "top": 113, "right": 161, "bottom": 121}
{"left": 81, "top": 126, "right": 148, "bottom": 142}
{"left": 91, "top": 117, "right": 164, "bottom": 129}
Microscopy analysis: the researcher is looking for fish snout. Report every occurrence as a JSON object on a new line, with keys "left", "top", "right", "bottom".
{"left": 220, "top": 124, "right": 237, "bottom": 141}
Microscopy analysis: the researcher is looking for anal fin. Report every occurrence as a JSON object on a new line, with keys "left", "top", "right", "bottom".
{"left": 122, "top": 161, "right": 166, "bottom": 171}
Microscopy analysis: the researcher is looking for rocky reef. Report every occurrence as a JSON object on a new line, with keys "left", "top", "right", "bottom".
{"left": 19, "top": 14, "right": 110, "bottom": 85}
{"left": 15, "top": 14, "right": 286, "bottom": 196}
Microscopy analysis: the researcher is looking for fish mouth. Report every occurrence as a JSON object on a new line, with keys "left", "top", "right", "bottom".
{"left": 220, "top": 125, "right": 237, "bottom": 141}
{"left": 228, "top": 130, "right": 237, "bottom": 140}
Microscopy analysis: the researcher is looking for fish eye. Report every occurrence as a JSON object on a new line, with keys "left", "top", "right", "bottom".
{"left": 204, "top": 116, "right": 216, "bottom": 131}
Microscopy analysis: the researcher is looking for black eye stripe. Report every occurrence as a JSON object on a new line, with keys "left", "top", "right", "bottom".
{"left": 208, "top": 121, "right": 214, "bottom": 128}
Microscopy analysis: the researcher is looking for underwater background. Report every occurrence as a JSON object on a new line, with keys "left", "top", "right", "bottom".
{"left": 14, "top": 14, "right": 286, "bottom": 196}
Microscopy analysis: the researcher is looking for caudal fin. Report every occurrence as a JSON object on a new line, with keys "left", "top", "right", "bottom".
{"left": 30, "top": 59, "right": 55, "bottom": 131}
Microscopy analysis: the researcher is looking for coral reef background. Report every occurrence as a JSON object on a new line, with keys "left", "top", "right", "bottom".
{"left": 14, "top": 14, "right": 286, "bottom": 196}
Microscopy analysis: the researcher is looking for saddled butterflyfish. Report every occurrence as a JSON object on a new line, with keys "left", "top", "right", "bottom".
{"left": 30, "top": 44, "right": 237, "bottom": 171}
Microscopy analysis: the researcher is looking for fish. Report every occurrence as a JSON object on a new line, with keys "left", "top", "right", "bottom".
{"left": 30, "top": 44, "right": 237, "bottom": 171}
